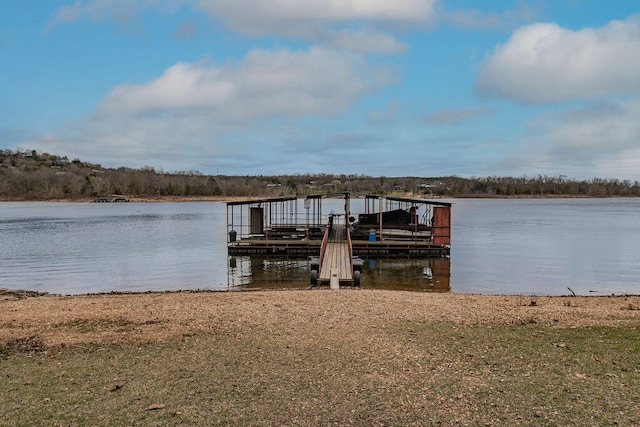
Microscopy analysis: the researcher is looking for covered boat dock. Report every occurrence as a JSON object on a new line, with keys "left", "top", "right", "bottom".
{"left": 226, "top": 193, "right": 451, "bottom": 257}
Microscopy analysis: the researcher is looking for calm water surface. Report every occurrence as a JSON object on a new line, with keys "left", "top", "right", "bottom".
{"left": 452, "top": 198, "right": 640, "bottom": 295}
{"left": 1, "top": 202, "right": 227, "bottom": 294}
{"left": 1, "top": 199, "right": 639, "bottom": 295}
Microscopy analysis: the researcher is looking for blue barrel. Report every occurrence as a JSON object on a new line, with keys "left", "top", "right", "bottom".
{"left": 369, "top": 230, "right": 376, "bottom": 242}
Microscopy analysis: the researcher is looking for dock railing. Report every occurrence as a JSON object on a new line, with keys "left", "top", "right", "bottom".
{"left": 346, "top": 224, "right": 353, "bottom": 272}
{"left": 319, "top": 225, "right": 330, "bottom": 267}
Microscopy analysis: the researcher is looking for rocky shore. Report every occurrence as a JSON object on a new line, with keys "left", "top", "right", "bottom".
{"left": 0, "top": 288, "right": 50, "bottom": 302}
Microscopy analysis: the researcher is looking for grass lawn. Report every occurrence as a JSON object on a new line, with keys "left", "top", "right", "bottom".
{"left": 2, "top": 291, "right": 639, "bottom": 425}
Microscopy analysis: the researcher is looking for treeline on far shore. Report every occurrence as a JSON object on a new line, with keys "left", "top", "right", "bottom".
{"left": 1, "top": 148, "right": 640, "bottom": 201}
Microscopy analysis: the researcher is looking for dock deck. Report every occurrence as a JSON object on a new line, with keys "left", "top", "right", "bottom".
{"left": 318, "top": 224, "right": 353, "bottom": 284}
{"left": 226, "top": 193, "right": 451, "bottom": 257}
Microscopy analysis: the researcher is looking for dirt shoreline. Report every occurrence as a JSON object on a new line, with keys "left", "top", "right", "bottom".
{"left": 2, "top": 289, "right": 639, "bottom": 425}
{"left": 2, "top": 290, "right": 639, "bottom": 348}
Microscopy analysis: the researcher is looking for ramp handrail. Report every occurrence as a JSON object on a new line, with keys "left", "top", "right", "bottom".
{"left": 346, "top": 225, "right": 353, "bottom": 272}
{"left": 319, "top": 225, "right": 330, "bottom": 268}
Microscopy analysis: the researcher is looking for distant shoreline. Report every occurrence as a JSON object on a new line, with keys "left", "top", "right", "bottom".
{"left": 1, "top": 194, "right": 635, "bottom": 203}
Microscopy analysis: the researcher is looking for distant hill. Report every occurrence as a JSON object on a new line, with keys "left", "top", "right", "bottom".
{"left": 1, "top": 148, "right": 639, "bottom": 201}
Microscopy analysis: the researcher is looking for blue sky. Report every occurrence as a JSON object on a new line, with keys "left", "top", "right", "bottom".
{"left": 2, "top": 1, "right": 640, "bottom": 179}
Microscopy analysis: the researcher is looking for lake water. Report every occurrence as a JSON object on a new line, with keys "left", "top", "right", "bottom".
{"left": 1, "top": 199, "right": 638, "bottom": 296}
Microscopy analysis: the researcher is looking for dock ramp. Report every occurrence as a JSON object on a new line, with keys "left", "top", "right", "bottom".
{"left": 312, "top": 222, "right": 360, "bottom": 287}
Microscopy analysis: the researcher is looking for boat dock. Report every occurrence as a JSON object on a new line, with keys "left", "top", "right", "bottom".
{"left": 226, "top": 193, "right": 451, "bottom": 258}
{"left": 92, "top": 194, "right": 130, "bottom": 203}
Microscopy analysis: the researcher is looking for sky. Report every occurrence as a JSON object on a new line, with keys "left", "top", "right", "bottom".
{"left": 2, "top": 1, "right": 640, "bottom": 179}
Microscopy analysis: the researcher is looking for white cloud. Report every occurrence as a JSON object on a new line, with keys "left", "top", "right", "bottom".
{"left": 34, "top": 47, "right": 392, "bottom": 172}
{"left": 195, "top": 0, "right": 434, "bottom": 54}
{"left": 477, "top": 16, "right": 640, "bottom": 103}
{"left": 99, "top": 47, "right": 390, "bottom": 118}
{"left": 98, "top": 61, "right": 235, "bottom": 114}
{"left": 595, "top": 147, "right": 640, "bottom": 181}
{"left": 329, "top": 29, "right": 408, "bottom": 54}
{"left": 551, "top": 101, "right": 640, "bottom": 152}
{"left": 51, "top": 0, "right": 436, "bottom": 30}
{"left": 516, "top": 99, "right": 640, "bottom": 179}
{"left": 49, "top": 0, "right": 434, "bottom": 53}
{"left": 196, "top": 0, "right": 435, "bottom": 31}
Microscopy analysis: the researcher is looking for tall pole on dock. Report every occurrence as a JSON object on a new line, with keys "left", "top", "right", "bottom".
{"left": 304, "top": 198, "right": 310, "bottom": 242}
{"left": 379, "top": 197, "right": 383, "bottom": 242}
{"left": 344, "top": 192, "right": 350, "bottom": 224}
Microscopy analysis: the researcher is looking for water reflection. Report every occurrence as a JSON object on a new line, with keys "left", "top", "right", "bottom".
{"left": 363, "top": 257, "right": 450, "bottom": 292}
{"left": 227, "top": 255, "right": 450, "bottom": 292}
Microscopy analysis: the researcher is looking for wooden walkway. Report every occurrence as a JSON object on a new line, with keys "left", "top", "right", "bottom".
{"left": 319, "top": 224, "right": 353, "bottom": 283}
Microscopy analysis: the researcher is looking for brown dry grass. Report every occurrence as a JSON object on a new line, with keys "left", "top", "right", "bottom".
{"left": 0, "top": 290, "right": 640, "bottom": 347}
{"left": 1, "top": 291, "right": 639, "bottom": 426}
{"left": 1, "top": 291, "right": 639, "bottom": 347}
